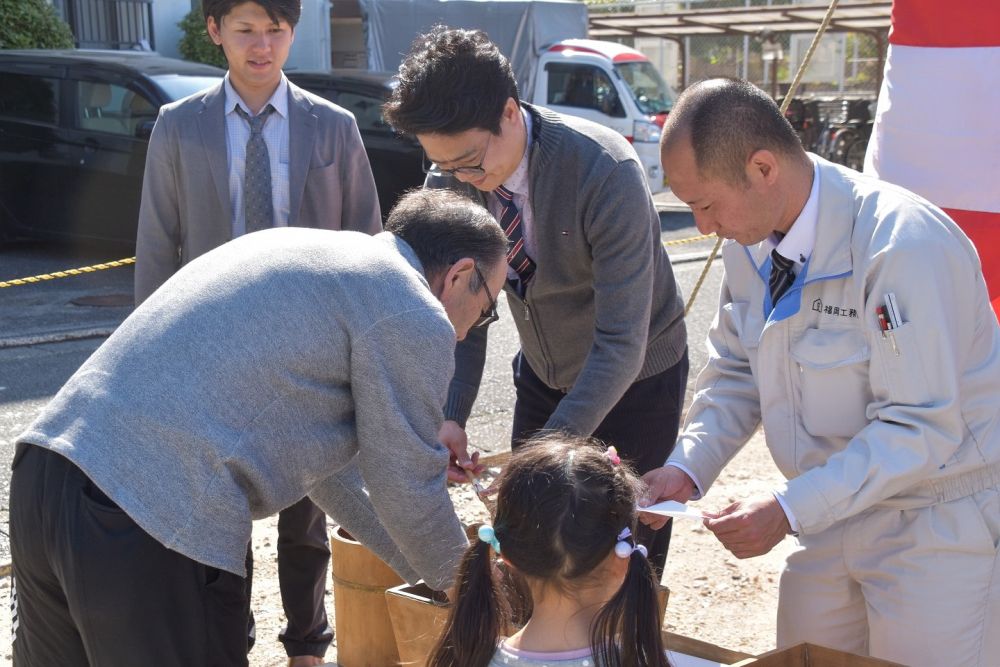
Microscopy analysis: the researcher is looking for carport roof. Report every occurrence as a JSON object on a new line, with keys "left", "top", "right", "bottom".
{"left": 588, "top": 1, "right": 892, "bottom": 40}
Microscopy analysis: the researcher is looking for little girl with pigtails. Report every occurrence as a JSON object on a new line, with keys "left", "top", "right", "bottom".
{"left": 428, "top": 434, "right": 671, "bottom": 667}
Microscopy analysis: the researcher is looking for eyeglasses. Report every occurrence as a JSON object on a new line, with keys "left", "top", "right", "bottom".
{"left": 472, "top": 264, "right": 500, "bottom": 328}
{"left": 422, "top": 133, "right": 493, "bottom": 178}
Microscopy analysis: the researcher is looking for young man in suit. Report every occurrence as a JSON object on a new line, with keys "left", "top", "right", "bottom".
{"left": 134, "top": 2, "right": 381, "bottom": 664}
{"left": 384, "top": 28, "right": 688, "bottom": 575}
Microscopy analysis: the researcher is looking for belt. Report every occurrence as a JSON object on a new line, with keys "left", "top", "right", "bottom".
{"left": 874, "top": 460, "right": 1000, "bottom": 510}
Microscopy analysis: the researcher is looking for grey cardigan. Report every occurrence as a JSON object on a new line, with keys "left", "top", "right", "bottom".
{"left": 134, "top": 79, "right": 382, "bottom": 305}
{"left": 436, "top": 104, "right": 687, "bottom": 435}
{"left": 19, "top": 229, "right": 467, "bottom": 590}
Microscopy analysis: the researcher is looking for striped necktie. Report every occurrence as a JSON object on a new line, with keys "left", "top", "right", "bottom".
{"left": 769, "top": 249, "right": 796, "bottom": 306}
{"left": 235, "top": 104, "right": 276, "bottom": 235}
{"left": 494, "top": 185, "right": 536, "bottom": 287}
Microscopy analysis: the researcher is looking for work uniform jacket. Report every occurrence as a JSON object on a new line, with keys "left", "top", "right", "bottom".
{"left": 670, "top": 156, "right": 1000, "bottom": 536}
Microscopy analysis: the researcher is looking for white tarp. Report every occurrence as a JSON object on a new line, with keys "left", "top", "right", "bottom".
{"left": 359, "top": 0, "right": 587, "bottom": 97}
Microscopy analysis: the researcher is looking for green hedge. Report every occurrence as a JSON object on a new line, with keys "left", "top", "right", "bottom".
{"left": 0, "top": 0, "right": 75, "bottom": 50}
{"left": 178, "top": 5, "right": 228, "bottom": 68}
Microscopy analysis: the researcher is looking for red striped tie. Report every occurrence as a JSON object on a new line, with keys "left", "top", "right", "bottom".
{"left": 494, "top": 185, "right": 536, "bottom": 289}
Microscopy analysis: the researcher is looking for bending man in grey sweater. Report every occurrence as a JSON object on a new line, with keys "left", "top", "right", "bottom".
{"left": 9, "top": 189, "right": 509, "bottom": 667}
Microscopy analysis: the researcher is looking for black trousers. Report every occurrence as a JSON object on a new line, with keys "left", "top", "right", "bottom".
{"left": 273, "top": 498, "right": 333, "bottom": 657}
{"left": 246, "top": 498, "right": 333, "bottom": 658}
{"left": 510, "top": 349, "right": 689, "bottom": 576}
{"left": 10, "top": 444, "right": 252, "bottom": 666}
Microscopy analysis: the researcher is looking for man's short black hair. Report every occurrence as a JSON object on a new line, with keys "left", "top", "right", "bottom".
{"left": 662, "top": 78, "right": 804, "bottom": 186}
{"left": 385, "top": 189, "right": 508, "bottom": 286}
{"left": 202, "top": 0, "right": 302, "bottom": 29}
{"left": 383, "top": 27, "right": 520, "bottom": 137}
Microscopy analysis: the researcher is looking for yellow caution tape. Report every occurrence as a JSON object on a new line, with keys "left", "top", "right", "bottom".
{"left": 0, "top": 257, "right": 136, "bottom": 289}
{"left": 664, "top": 233, "right": 715, "bottom": 247}
{"left": 0, "top": 233, "right": 716, "bottom": 290}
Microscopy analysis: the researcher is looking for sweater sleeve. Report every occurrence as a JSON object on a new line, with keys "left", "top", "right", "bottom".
{"left": 343, "top": 308, "right": 468, "bottom": 590}
{"left": 443, "top": 326, "right": 488, "bottom": 427}
{"left": 545, "top": 160, "right": 656, "bottom": 435}
{"left": 424, "top": 174, "right": 490, "bottom": 427}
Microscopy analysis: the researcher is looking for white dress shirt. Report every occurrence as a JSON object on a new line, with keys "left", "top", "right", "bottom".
{"left": 224, "top": 73, "right": 291, "bottom": 238}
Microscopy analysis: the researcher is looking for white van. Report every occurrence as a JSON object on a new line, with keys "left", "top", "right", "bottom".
{"left": 530, "top": 39, "right": 675, "bottom": 194}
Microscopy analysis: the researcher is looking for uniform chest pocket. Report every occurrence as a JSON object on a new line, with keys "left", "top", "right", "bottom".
{"left": 791, "top": 327, "right": 873, "bottom": 438}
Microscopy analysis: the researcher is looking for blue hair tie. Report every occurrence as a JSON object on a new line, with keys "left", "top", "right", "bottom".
{"left": 478, "top": 524, "right": 501, "bottom": 554}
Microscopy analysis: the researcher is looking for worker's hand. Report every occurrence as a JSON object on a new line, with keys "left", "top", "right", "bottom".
{"left": 702, "top": 494, "right": 791, "bottom": 559}
{"left": 639, "top": 466, "right": 696, "bottom": 530}
{"left": 438, "top": 420, "right": 484, "bottom": 483}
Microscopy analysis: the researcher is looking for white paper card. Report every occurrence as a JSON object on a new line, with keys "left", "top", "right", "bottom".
{"left": 666, "top": 650, "right": 728, "bottom": 667}
{"left": 638, "top": 500, "right": 705, "bottom": 520}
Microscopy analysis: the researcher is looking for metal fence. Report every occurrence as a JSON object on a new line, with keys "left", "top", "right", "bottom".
{"left": 592, "top": 0, "right": 883, "bottom": 97}
{"left": 67, "top": 0, "right": 155, "bottom": 51}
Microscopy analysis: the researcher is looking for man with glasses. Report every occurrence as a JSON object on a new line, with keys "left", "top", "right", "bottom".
{"left": 384, "top": 27, "right": 688, "bottom": 574}
{"left": 10, "top": 189, "right": 508, "bottom": 665}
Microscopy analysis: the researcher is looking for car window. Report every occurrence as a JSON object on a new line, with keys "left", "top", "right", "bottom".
{"left": 150, "top": 74, "right": 222, "bottom": 102}
{"left": 0, "top": 72, "right": 60, "bottom": 125}
{"left": 337, "top": 91, "right": 390, "bottom": 134}
{"left": 545, "top": 63, "right": 625, "bottom": 118}
{"left": 73, "top": 80, "right": 157, "bottom": 137}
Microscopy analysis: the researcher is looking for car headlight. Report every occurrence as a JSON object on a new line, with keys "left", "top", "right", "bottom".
{"left": 633, "top": 119, "right": 661, "bottom": 143}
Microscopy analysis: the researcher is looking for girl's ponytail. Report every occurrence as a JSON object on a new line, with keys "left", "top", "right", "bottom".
{"left": 427, "top": 536, "right": 507, "bottom": 667}
{"left": 591, "top": 537, "right": 669, "bottom": 667}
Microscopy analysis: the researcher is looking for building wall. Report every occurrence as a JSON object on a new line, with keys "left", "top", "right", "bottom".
{"left": 152, "top": 0, "right": 194, "bottom": 59}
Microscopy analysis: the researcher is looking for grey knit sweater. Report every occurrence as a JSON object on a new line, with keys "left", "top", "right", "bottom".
{"left": 17, "top": 228, "right": 468, "bottom": 590}
{"left": 436, "top": 104, "right": 687, "bottom": 435}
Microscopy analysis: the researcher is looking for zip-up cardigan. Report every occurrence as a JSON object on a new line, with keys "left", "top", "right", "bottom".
{"left": 433, "top": 104, "right": 687, "bottom": 436}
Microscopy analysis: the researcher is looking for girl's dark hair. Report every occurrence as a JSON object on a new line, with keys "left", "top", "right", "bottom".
{"left": 202, "top": 0, "right": 302, "bottom": 28}
{"left": 384, "top": 26, "right": 520, "bottom": 136}
{"left": 428, "top": 434, "right": 669, "bottom": 667}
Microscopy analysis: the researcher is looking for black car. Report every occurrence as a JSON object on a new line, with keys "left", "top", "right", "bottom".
{"left": 286, "top": 70, "right": 424, "bottom": 221}
{"left": 0, "top": 53, "right": 424, "bottom": 245}
{"left": 0, "top": 49, "right": 225, "bottom": 244}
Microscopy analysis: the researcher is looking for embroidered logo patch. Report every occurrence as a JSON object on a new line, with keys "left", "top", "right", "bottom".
{"left": 812, "top": 299, "right": 858, "bottom": 318}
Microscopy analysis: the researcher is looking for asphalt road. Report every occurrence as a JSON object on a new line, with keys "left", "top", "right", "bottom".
{"left": 0, "top": 213, "right": 724, "bottom": 561}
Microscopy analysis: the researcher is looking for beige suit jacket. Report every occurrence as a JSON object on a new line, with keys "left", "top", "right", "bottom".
{"left": 134, "top": 79, "right": 381, "bottom": 304}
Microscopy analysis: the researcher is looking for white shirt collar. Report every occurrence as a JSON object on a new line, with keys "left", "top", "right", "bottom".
{"left": 501, "top": 107, "right": 533, "bottom": 197}
{"left": 224, "top": 72, "right": 289, "bottom": 119}
{"left": 772, "top": 158, "right": 820, "bottom": 267}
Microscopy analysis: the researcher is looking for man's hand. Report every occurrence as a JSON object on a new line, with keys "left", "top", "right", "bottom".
{"left": 438, "top": 420, "right": 484, "bottom": 483}
{"left": 639, "top": 466, "right": 696, "bottom": 530}
{"left": 702, "top": 494, "right": 791, "bottom": 559}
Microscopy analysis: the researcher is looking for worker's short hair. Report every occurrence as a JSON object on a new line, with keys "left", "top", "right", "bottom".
{"left": 662, "top": 78, "right": 803, "bottom": 186}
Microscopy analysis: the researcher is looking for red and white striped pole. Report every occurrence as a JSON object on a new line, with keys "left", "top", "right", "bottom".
{"left": 865, "top": 0, "right": 1000, "bottom": 316}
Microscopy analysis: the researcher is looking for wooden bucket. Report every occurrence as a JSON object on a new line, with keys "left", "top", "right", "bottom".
{"left": 330, "top": 526, "right": 404, "bottom": 667}
{"left": 383, "top": 579, "right": 669, "bottom": 666}
{"left": 657, "top": 583, "right": 670, "bottom": 628}
{"left": 385, "top": 582, "right": 451, "bottom": 667}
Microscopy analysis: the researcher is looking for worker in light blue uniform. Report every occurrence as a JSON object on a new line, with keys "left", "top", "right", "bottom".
{"left": 644, "top": 78, "right": 1000, "bottom": 667}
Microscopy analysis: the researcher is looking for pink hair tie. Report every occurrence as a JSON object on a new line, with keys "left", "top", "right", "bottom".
{"left": 605, "top": 446, "right": 621, "bottom": 466}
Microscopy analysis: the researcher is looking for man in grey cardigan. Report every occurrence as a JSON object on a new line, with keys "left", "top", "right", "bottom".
{"left": 384, "top": 28, "right": 688, "bottom": 573}
{"left": 9, "top": 190, "right": 508, "bottom": 666}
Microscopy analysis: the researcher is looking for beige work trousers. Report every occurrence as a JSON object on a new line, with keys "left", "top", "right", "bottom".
{"left": 777, "top": 486, "right": 1000, "bottom": 666}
